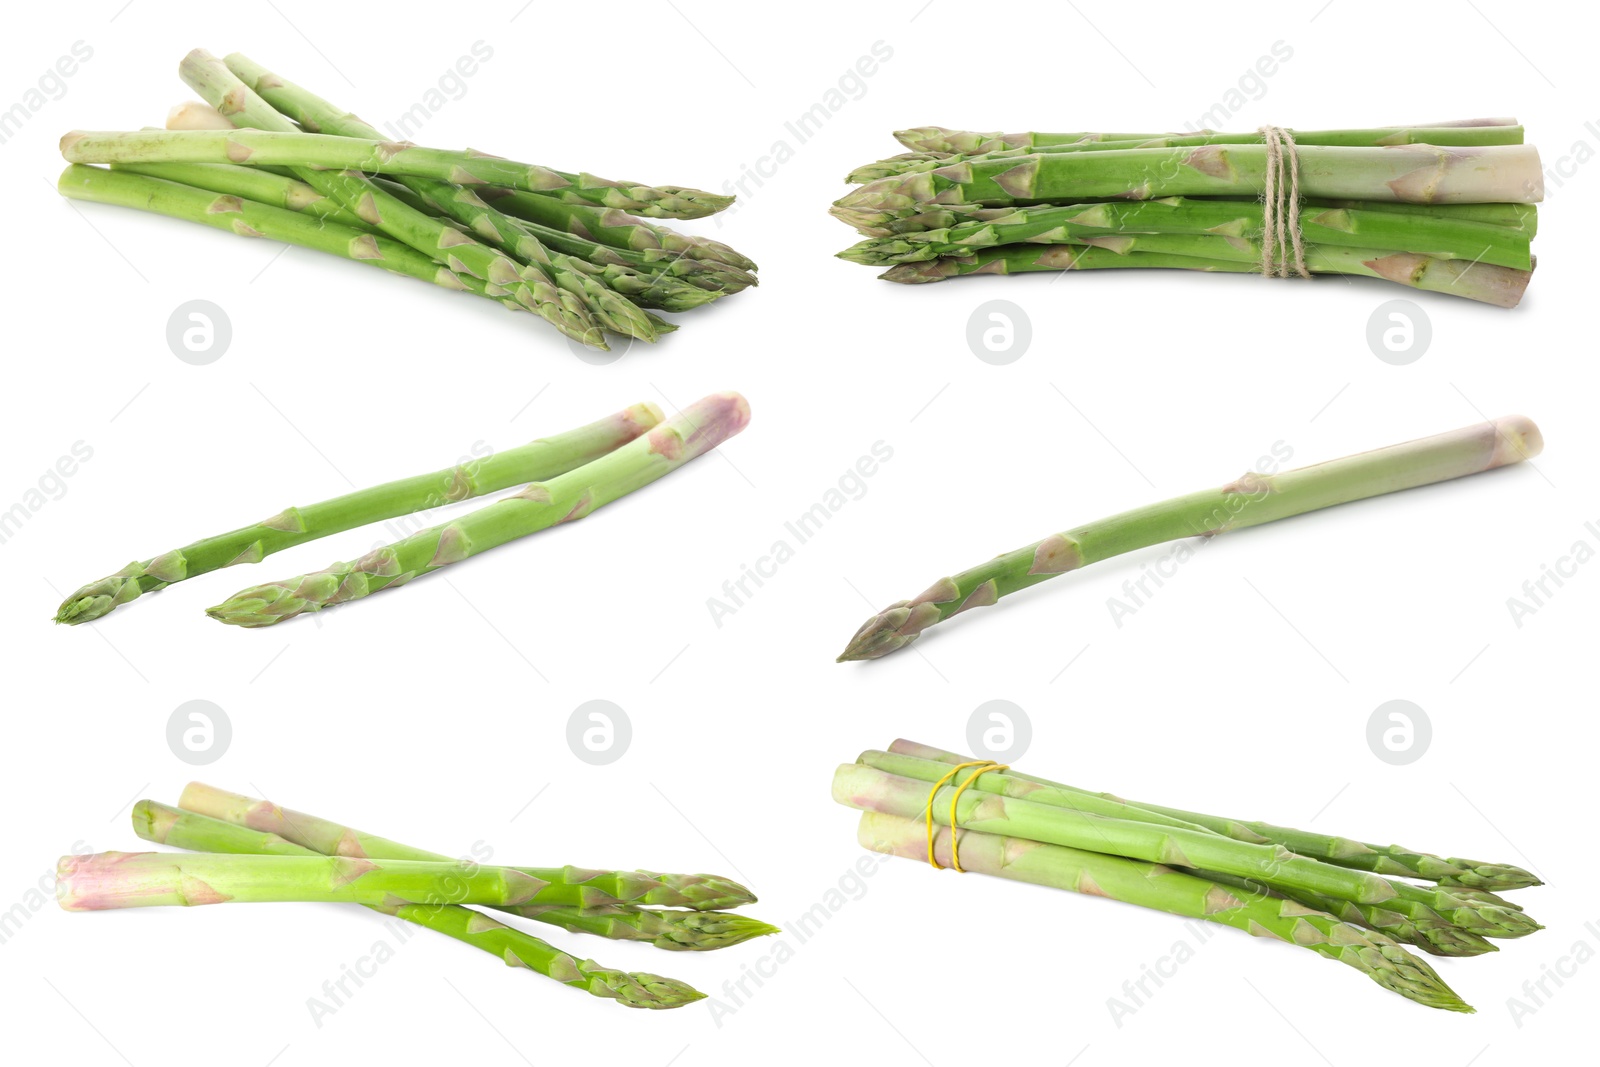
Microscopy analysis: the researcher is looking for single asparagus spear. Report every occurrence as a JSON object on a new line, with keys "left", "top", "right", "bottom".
{"left": 877, "top": 240, "right": 1533, "bottom": 308}
{"left": 55, "top": 400, "right": 661, "bottom": 625}
{"left": 109, "top": 159, "right": 368, "bottom": 227}
{"left": 176, "top": 49, "right": 603, "bottom": 348}
{"left": 889, "top": 739, "right": 1543, "bottom": 892}
{"left": 480, "top": 190, "right": 758, "bottom": 274}
{"left": 178, "top": 783, "right": 757, "bottom": 912}
{"left": 205, "top": 391, "right": 749, "bottom": 626}
{"left": 833, "top": 763, "right": 1404, "bottom": 904}
{"left": 893, "top": 119, "right": 1522, "bottom": 153}
{"left": 855, "top": 812, "right": 1471, "bottom": 1012}
{"left": 831, "top": 144, "right": 1544, "bottom": 233}
{"left": 62, "top": 127, "right": 734, "bottom": 220}
{"left": 839, "top": 196, "right": 1532, "bottom": 270}
{"left": 136, "top": 801, "right": 771, "bottom": 951}
{"left": 852, "top": 125, "right": 1529, "bottom": 182}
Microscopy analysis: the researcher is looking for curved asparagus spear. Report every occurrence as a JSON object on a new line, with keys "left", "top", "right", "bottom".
{"left": 136, "top": 801, "right": 770, "bottom": 951}
{"left": 839, "top": 416, "right": 1543, "bottom": 660}
{"left": 177, "top": 783, "right": 757, "bottom": 912}
{"left": 893, "top": 119, "right": 1522, "bottom": 154}
{"left": 176, "top": 49, "right": 603, "bottom": 348}
{"left": 831, "top": 144, "right": 1544, "bottom": 233}
{"left": 890, "top": 739, "right": 1544, "bottom": 893}
{"left": 856, "top": 812, "right": 1472, "bottom": 1012}
{"left": 839, "top": 196, "right": 1532, "bottom": 270}
{"left": 206, "top": 391, "right": 750, "bottom": 626}
{"left": 55, "top": 400, "right": 661, "bottom": 625}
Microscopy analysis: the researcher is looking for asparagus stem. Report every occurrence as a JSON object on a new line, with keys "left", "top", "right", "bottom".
{"left": 834, "top": 763, "right": 1406, "bottom": 904}
{"left": 840, "top": 416, "right": 1542, "bottom": 661}
{"left": 54, "top": 400, "right": 661, "bottom": 624}
{"left": 889, "top": 739, "right": 1544, "bottom": 893}
{"left": 203, "top": 392, "right": 749, "bottom": 626}
{"left": 480, "top": 190, "right": 758, "bottom": 273}
{"left": 892, "top": 119, "right": 1522, "bottom": 153}
{"left": 839, "top": 196, "right": 1532, "bottom": 270}
{"left": 855, "top": 812, "right": 1472, "bottom": 1013}
{"left": 108, "top": 159, "right": 368, "bottom": 226}
{"left": 519, "top": 905, "right": 780, "bottom": 952}
{"left": 176, "top": 784, "right": 757, "bottom": 911}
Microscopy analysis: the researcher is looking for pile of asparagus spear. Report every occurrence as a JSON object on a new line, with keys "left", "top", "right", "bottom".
{"left": 57, "top": 50, "right": 756, "bottom": 351}
{"left": 58, "top": 785, "right": 774, "bottom": 1009}
{"left": 832, "top": 121, "right": 1541, "bottom": 306}
{"left": 54, "top": 392, "right": 749, "bottom": 627}
{"left": 834, "top": 741, "right": 1543, "bottom": 1013}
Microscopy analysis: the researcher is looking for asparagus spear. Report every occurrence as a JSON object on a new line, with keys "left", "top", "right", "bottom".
{"left": 890, "top": 739, "right": 1544, "bottom": 892}
{"left": 109, "top": 159, "right": 368, "bottom": 227}
{"left": 136, "top": 801, "right": 771, "bottom": 951}
{"left": 177, "top": 783, "right": 757, "bottom": 911}
{"left": 893, "top": 119, "right": 1523, "bottom": 154}
{"left": 839, "top": 415, "right": 1543, "bottom": 660}
{"left": 54, "top": 400, "right": 661, "bottom": 625}
{"left": 205, "top": 391, "right": 749, "bottom": 626}
{"left": 480, "top": 190, "right": 758, "bottom": 274}
{"left": 176, "top": 49, "right": 603, "bottom": 348}
{"left": 855, "top": 812, "right": 1472, "bottom": 1012}
{"left": 831, "top": 144, "right": 1544, "bottom": 233}
{"left": 839, "top": 196, "right": 1532, "bottom": 270}
{"left": 877, "top": 241, "right": 1533, "bottom": 308}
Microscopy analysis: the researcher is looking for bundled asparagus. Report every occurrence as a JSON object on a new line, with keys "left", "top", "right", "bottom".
{"left": 834, "top": 740, "right": 1546, "bottom": 1012}
{"left": 839, "top": 415, "right": 1541, "bottom": 661}
{"left": 55, "top": 393, "right": 749, "bottom": 629}
{"left": 57, "top": 786, "right": 775, "bottom": 1010}
{"left": 56, "top": 49, "right": 755, "bottom": 351}
{"left": 833, "top": 121, "right": 1541, "bottom": 305}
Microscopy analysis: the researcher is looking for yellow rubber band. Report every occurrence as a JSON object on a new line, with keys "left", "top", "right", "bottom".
{"left": 924, "top": 760, "right": 1009, "bottom": 871}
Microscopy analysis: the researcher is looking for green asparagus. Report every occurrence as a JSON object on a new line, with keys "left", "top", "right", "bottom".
{"left": 892, "top": 119, "right": 1523, "bottom": 154}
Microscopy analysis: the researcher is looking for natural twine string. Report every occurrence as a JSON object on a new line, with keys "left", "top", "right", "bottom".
{"left": 925, "top": 760, "right": 1008, "bottom": 872}
{"left": 1257, "top": 125, "right": 1310, "bottom": 279}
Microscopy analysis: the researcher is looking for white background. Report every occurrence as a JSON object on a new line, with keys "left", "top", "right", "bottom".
{"left": 1, "top": 1, "right": 1595, "bottom": 1063}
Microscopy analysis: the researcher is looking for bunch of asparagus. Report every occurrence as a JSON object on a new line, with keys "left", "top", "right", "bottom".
{"left": 54, "top": 392, "right": 749, "bottom": 627}
{"left": 57, "top": 50, "right": 756, "bottom": 351}
{"left": 58, "top": 785, "right": 774, "bottom": 1009}
{"left": 834, "top": 740, "right": 1543, "bottom": 1012}
{"left": 832, "top": 121, "right": 1541, "bottom": 306}
{"left": 839, "top": 415, "right": 1541, "bottom": 661}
